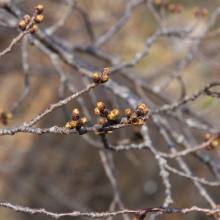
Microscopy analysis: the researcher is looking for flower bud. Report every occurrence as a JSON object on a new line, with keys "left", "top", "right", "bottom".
{"left": 19, "top": 20, "right": 26, "bottom": 30}
{"left": 80, "top": 117, "right": 88, "bottom": 125}
{"left": 70, "top": 120, "right": 78, "bottom": 128}
{"left": 138, "top": 119, "right": 144, "bottom": 126}
{"left": 125, "top": 108, "right": 132, "bottom": 116}
{"left": 204, "top": 133, "right": 211, "bottom": 142}
{"left": 71, "top": 108, "right": 80, "bottom": 120}
{"left": 94, "top": 107, "right": 100, "bottom": 115}
{"left": 137, "top": 103, "right": 146, "bottom": 109}
{"left": 35, "top": 15, "right": 44, "bottom": 23}
{"left": 30, "top": 25, "right": 38, "bottom": 33}
{"left": 132, "top": 119, "right": 139, "bottom": 126}
{"left": 65, "top": 122, "right": 72, "bottom": 129}
{"left": 35, "top": 4, "right": 44, "bottom": 14}
{"left": 210, "top": 140, "right": 218, "bottom": 148}
{"left": 107, "top": 112, "right": 116, "bottom": 120}
{"left": 201, "top": 8, "right": 208, "bottom": 17}
{"left": 142, "top": 108, "right": 149, "bottom": 115}
{"left": 23, "top": 14, "right": 31, "bottom": 23}
{"left": 6, "top": 113, "right": 13, "bottom": 120}
{"left": 112, "top": 109, "right": 120, "bottom": 117}
{"left": 93, "top": 72, "right": 101, "bottom": 83}
{"left": 100, "top": 75, "right": 109, "bottom": 83}
{"left": 99, "top": 118, "right": 106, "bottom": 124}
{"left": 101, "top": 68, "right": 109, "bottom": 75}
{"left": 130, "top": 113, "right": 137, "bottom": 120}
{"left": 97, "top": 102, "right": 105, "bottom": 110}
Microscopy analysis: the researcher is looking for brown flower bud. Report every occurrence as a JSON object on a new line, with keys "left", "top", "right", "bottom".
{"left": 201, "top": 8, "right": 208, "bottom": 17}
{"left": 125, "top": 108, "right": 132, "bottom": 116}
{"left": 94, "top": 107, "right": 100, "bottom": 115}
{"left": 35, "top": 15, "right": 44, "bottom": 23}
{"left": 138, "top": 119, "right": 144, "bottom": 126}
{"left": 19, "top": 20, "right": 26, "bottom": 30}
{"left": 192, "top": 7, "right": 199, "bottom": 16}
{"left": 168, "top": 4, "right": 175, "bottom": 12}
{"left": 132, "top": 119, "right": 139, "bottom": 126}
{"left": 176, "top": 5, "right": 183, "bottom": 13}
{"left": 65, "top": 122, "right": 72, "bottom": 129}
{"left": 71, "top": 109, "right": 80, "bottom": 120}
{"left": 130, "top": 113, "right": 137, "bottom": 120}
{"left": 23, "top": 14, "right": 31, "bottom": 23}
{"left": 6, "top": 113, "right": 13, "bottom": 120}
{"left": 93, "top": 72, "right": 101, "bottom": 83}
{"left": 99, "top": 118, "right": 106, "bottom": 124}
{"left": 107, "top": 112, "right": 116, "bottom": 120}
{"left": 101, "top": 67, "right": 109, "bottom": 75}
{"left": 137, "top": 103, "right": 146, "bottom": 109}
{"left": 79, "top": 117, "right": 88, "bottom": 125}
{"left": 204, "top": 133, "right": 211, "bottom": 142}
{"left": 100, "top": 75, "right": 109, "bottom": 83}
{"left": 97, "top": 102, "right": 105, "bottom": 110}
{"left": 112, "top": 109, "right": 120, "bottom": 117}
{"left": 30, "top": 25, "right": 38, "bottom": 33}
{"left": 35, "top": 4, "right": 44, "bottom": 14}
{"left": 210, "top": 139, "right": 218, "bottom": 148}
{"left": 142, "top": 108, "right": 149, "bottom": 115}
{"left": 142, "top": 115, "right": 149, "bottom": 121}
{"left": 70, "top": 120, "right": 78, "bottom": 128}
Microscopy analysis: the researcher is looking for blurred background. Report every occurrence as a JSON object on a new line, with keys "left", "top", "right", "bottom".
{"left": 0, "top": 0, "right": 220, "bottom": 219}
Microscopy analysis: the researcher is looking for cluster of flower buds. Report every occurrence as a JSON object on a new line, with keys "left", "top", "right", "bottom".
{"left": 168, "top": 4, "right": 184, "bottom": 13}
{"left": 154, "top": 0, "right": 168, "bottom": 6}
{"left": 125, "top": 103, "right": 149, "bottom": 126}
{"left": 0, "top": 109, "right": 13, "bottom": 125}
{"left": 65, "top": 108, "right": 88, "bottom": 129}
{"left": 204, "top": 133, "right": 219, "bottom": 150}
{"left": 94, "top": 102, "right": 120, "bottom": 121}
{"left": 192, "top": 7, "right": 208, "bottom": 17}
{"left": 93, "top": 68, "right": 109, "bottom": 84}
{"left": 18, "top": 4, "right": 44, "bottom": 33}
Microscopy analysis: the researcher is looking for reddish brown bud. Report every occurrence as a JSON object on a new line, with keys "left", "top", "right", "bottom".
{"left": 100, "top": 75, "right": 109, "bottom": 83}
{"left": 23, "top": 14, "right": 31, "bottom": 23}
{"left": 192, "top": 7, "right": 199, "bottom": 16}
{"left": 142, "top": 115, "right": 149, "bottom": 121}
{"left": 79, "top": 117, "right": 88, "bottom": 125}
{"left": 132, "top": 119, "right": 139, "bottom": 126}
{"left": 142, "top": 108, "right": 149, "bottom": 115}
{"left": 99, "top": 118, "right": 106, "bottom": 124}
{"left": 70, "top": 120, "right": 78, "bottom": 128}
{"left": 210, "top": 139, "right": 218, "bottom": 148}
{"left": 35, "top": 4, "right": 44, "bottom": 14}
{"left": 35, "top": 14, "right": 44, "bottom": 23}
{"left": 130, "top": 113, "right": 137, "bottom": 120}
{"left": 107, "top": 112, "right": 116, "bottom": 120}
{"left": 138, "top": 119, "right": 145, "bottom": 126}
{"left": 30, "top": 25, "right": 38, "bottom": 33}
{"left": 65, "top": 122, "right": 72, "bottom": 129}
{"left": 137, "top": 103, "right": 146, "bottom": 109}
{"left": 101, "top": 68, "right": 109, "bottom": 75}
{"left": 125, "top": 108, "right": 132, "bottom": 117}
{"left": 201, "top": 8, "right": 208, "bottom": 17}
{"left": 204, "top": 133, "right": 211, "bottom": 142}
{"left": 93, "top": 72, "right": 101, "bottom": 83}
{"left": 168, "top": 4, "right": 175, "bottom": 12}
{"left": 112, "top": 109, "right": 120, "bottom": 117}
{"left": 19, "top": 20, "right": 26, "bottom": 30}
{"left": 97, "top": 102, "right": 105, "bottom": 110}
{"left": 94, "top": 107, "right": 100, "bottom": 115}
